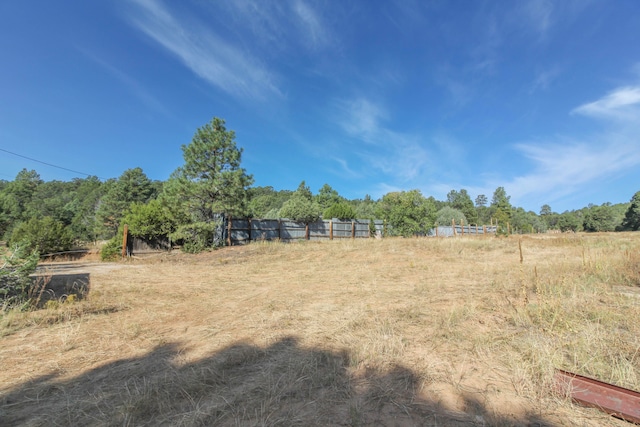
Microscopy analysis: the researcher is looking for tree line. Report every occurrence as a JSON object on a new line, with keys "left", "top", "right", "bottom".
{"left": 1, "top": 117, "right": 639, "bottom": 258}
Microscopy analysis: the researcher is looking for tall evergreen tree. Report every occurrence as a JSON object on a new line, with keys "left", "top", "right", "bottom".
{"left": 68, "top": 176, "right": 105, "bottom": 242}
{"left": 490, "top": 187, "right": 512, "bottom": 232}
{"left": 0, "top": 169, "right": 42, "bottom": 239}
{"left": 621, "top": 191, "right": 640, "bottom": 231}
{"left": 447, "top": 189, "right": 478, "bottom": 224}
{"left": 163, "top": 117, "right": 253, "bottom": 251}
{"left": 175, "top": 117, "right": 252, "bottom": 217}
{"left": 315, "top": 184, "right": 344, "bottom": 212}
{"left": 96, "top": 167, "right": 155, "bottom": 236}
{"left": 475, "top": 194, "right": 489, "bottom": 225}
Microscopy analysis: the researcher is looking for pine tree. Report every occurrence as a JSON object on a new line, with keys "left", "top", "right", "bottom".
{"left": 163, "top": 117, "right": 253, "bottom": 251}
{"left": 621, "top": 191, "right": 640, "bottom": 231}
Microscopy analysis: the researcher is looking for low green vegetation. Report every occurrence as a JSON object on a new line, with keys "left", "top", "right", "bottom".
{"left": 323, "top": 202, "right": 356, "bottom": 220}
{"left": 0, "top": 244, "right": 39, "bottom": 310}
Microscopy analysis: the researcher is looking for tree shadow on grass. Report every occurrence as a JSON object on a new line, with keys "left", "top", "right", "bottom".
{"left": 1, "top": 337, "right": 555, "bottom": 426}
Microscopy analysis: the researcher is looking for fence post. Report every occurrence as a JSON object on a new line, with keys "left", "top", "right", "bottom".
{"left": 352, "top": 220, "right": 355, "bottom": 239}
{"left": 227, "top": 215, "right": 232, "bottom": 246}
{"left": 121, "top": 224, "right": 128, "bottom": 259}
{"left": 278, "top": 219, "right": 282, "bottom": 242}
{"left": 248, "top": 218, "right": 252, "bottom": 244}
{"left": 461, "top": 219, "right": 464, "bottom": 236}
{"left": 329, "top": 220, "right": 333, "bottom": 240}
{"left": 305, "top": 223, "right": 309, "bottom": 240}
{"left": 452, "top": 219, "right": 457, "bottom": 236}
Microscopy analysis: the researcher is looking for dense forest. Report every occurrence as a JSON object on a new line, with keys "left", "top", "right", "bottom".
{"left": 1, "top": 117, "right": 639, "bottom": 258}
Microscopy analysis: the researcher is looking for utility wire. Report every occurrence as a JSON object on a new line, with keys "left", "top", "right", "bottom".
{"left": 0, "top": 147, "right": 105, "bottom": 180}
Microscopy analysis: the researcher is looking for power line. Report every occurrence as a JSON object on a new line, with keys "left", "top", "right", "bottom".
{"left": 0, "top": 147, "right": 105, "bottom": 180}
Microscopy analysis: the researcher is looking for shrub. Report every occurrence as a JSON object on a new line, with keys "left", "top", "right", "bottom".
{"left": 100, "top": 237, "right": 122, "bottom": 261}
{"left": 9, "top": 217, "right": 74, "bottom": 255}
{"left": 279, "top": 197, "right": 321, "bottom": 224}
{"left": 435, "top": 207, "right": 467, "bottom": 226}
{"left": 123, "top": 200, "right": 175, "bottom": 240}
{"left": 170, "top": 220, "right": 224, "bottom": 253}
{"left": 323, "top": 202, "right": 356, "bottom": 220}
{"left": 0, "top": 244, "right": 39, "bottom": 310}
{"left": 376, "top": 190, "right": 435, "bottom": 237}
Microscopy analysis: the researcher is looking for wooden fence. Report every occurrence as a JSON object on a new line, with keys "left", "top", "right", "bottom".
{"left": 227, "top": 218, "right": 383, "bottom": 245}
{"left": 127, "top": 236, "right": 172, "bottom": 255}
{"left": 122, "top": 218, "right": 499, "bottom": 256}
{"left": 428, "top": 225, "right": 497, "bottom": 237}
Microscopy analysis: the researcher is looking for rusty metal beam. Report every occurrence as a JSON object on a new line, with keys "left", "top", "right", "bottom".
{"left": 554, "top": 369, "right": 640, "bottom": 424}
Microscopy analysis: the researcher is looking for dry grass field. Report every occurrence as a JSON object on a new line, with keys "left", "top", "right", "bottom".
{"left": 1, "top": 233, "right": 640, "bottom": 426}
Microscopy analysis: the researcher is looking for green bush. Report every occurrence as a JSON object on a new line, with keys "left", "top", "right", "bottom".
{"left": 123, "top": 200, "right": 175, "bottom": 239}
{"left": 9, "top": 217, "right": 74, "bottom": 255}
{"left": 100, "top": 236, "right": 122, "bottom": 261}
{"left": 279, "top": 196, "right": 321, "bottom": 224}
{"left": 0, "top": 244, "right": 39, "bottom": 310}
{"left": 435, "top": 206, "right": 467, "bottom": 226}
{"left": 170, "top": 221, "right": 223, "bottom": 253}
{"left": 323, "top": 202, "right": 356, "bottom": 220}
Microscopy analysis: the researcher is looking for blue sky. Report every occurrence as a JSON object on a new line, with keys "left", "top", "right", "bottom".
{"left": 1, "top": 0, "right": 640, "bottom": 213}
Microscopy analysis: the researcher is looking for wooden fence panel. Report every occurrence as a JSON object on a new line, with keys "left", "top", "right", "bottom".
{"left": 354, "top": 220, "right": 370, "bottom": 238}
{"left": 309, "top": 221, "right": 329, "bottom": 240}
{"left": 129, "top": 236, "right": 171, "bottom": 254}
{"left": 332, "top": 221, "right": 352, "bottom": 238}
{"left": 428, "top": 225, "right": 497, "bottom": 237}
{"left": 227, "top": 218, "right": 377, "bottom": 243}
{"left": 279, "top": 219, "right": 307, "bottom": 241}
{"left": 230, "top": 218, "right": 251, "bottom": 245}
{"left": 251, "top": 219, "right": 280, "bottom": 241}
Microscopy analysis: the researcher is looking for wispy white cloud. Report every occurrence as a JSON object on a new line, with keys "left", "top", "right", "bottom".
{"left": 338, "top": 98, "right": 388, "bottom": 141}
{"left": 469, "top": 14, "right": 502, "bottom": 75}
{"left": 329, "top": 156, "right": 361, "bottom": 179}
{"left": 127, "top": 0, "right": 282, "bottom": 102}
{"left": 217, "top": 0, "right": 333, "bottom": 54}
{"left": 292, "top": 0, "right": 331, "bottom": 50}
{"left": 335, "top": 97, "right": 431, "bottom": 182}
{"left": 363, "top": 139, "right": 430, "bottom": 182}
{"left": 572, "top": 86, "right": 640, "bottom": 121}
{"left": 519, "top": 0, "right": 554, "bottom": 39}
{"left": 513, "top": 0, "right": 596, "bottom": 44}
{"left": 508, "top": 137, "right": 640, "bottom": 203}
{"left": 502, "top": 85, "right": 640, "bottom": 207}
{"left": 529, "top": 65, "right": 563, "bottom": 93}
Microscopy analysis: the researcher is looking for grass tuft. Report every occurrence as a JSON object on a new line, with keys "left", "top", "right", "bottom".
{"left": 1, "top": 233, "right": 639, "bottom": 425}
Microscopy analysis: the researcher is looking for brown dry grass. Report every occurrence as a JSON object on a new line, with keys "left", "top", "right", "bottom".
{"left": 1, "top": 233, "right": 640, "bottom": 426}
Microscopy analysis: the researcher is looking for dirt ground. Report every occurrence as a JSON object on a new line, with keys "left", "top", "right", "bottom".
{"left": 1, "top": 235, "right": 639, "bottom": 426}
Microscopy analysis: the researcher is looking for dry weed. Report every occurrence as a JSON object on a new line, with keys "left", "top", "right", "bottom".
{"left": 1, "top": 234, "right": 639, "bottom": 426}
